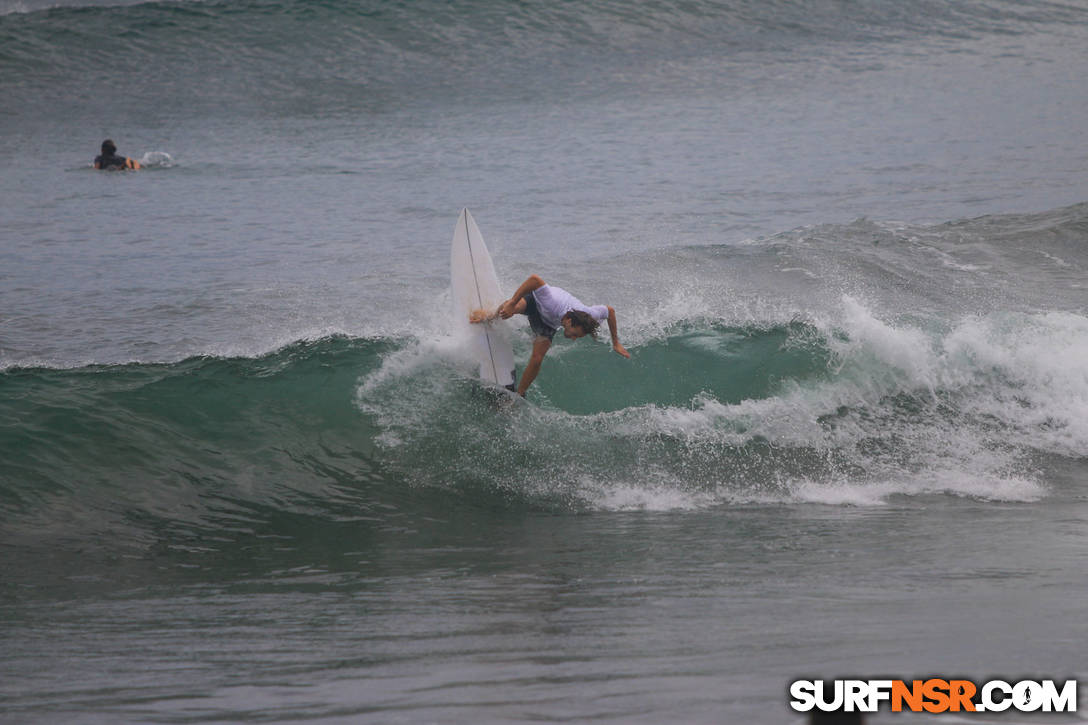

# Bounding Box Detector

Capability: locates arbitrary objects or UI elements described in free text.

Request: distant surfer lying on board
[471,274,630,397]
[94,139,141,170]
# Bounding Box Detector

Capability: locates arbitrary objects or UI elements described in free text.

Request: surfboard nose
[449,209,516,389]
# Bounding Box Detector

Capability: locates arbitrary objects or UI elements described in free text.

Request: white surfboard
[450,208,516,390]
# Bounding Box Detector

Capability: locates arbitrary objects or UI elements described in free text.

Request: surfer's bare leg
[516,335,551,396]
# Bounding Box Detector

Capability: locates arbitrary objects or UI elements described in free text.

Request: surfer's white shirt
[531,284,608,329]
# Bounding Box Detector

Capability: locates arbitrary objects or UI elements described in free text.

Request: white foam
[351,292,1077,510]
[357,333,470,396]
[941,310,1088,458]
[788,479,894,506]
[137,151,175,168]
[579,478,720,512]
[835,294,939,391]
[788,470,1045,507]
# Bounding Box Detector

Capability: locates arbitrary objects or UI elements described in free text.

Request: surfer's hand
[612,342,630,359]
[469,308,490,324]
[498,300,516,319]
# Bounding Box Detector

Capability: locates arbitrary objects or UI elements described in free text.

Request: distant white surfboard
[450,208,516,390]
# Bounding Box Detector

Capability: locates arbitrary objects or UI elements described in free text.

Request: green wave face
[3,301,1085,561]
[533,322,831,414]
[1,323,828,528]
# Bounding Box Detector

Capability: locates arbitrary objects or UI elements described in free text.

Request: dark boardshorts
[524,293,558,341]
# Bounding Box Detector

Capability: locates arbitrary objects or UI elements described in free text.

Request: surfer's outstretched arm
[606,306,630,359]
[499,275,546,319]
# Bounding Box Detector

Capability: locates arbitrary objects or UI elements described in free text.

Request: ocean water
[1,0,1087,722]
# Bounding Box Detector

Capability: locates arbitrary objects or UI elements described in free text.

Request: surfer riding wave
[471,274,630,397]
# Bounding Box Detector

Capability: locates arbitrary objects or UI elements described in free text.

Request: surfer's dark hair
[563,310,600,339]
[101,139,117,155]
